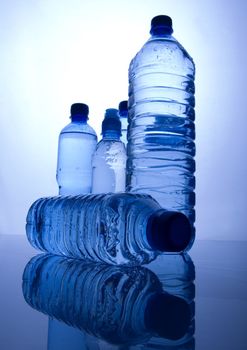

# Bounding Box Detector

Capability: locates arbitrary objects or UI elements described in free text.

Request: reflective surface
[0,235,247,349]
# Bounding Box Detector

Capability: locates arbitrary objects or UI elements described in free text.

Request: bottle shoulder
[96,138,125,148]
[94,139,126,157]
[60,122,97,137]
[130,34,195,75]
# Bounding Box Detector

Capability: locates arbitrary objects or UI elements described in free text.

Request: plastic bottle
[23,254,192,346]
[26,193,192,265]
[92,108,126,193]
[56,103,97,195]
[127,15,196,226]
[118,100,128,145]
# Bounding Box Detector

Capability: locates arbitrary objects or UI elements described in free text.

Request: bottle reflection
[22,254,195,349]
[139,254,195,350]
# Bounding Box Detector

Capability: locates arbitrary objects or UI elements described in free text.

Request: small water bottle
[56,103,97,195]
[23,254,192,345]
[26,193,192,265]
[118,100,128,146]
[92,108,126,193]
[127,15,196,226]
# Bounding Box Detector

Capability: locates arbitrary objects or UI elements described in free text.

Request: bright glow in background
[0,0,246,239]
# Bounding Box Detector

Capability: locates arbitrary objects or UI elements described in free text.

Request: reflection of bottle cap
[147,211,192,252]
[118,101,128,117]
[102,108,122,136]
[150,15,173,35]
[145,292,191,340]
[70,103,89,121]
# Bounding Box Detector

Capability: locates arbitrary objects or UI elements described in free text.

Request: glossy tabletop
[0,235,246,350]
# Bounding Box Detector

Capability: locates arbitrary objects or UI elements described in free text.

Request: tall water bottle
[92,109,126,193]
[26,193,192,265]
[118,100,128,145]
[56,103,97,195]
[127,15,196,226]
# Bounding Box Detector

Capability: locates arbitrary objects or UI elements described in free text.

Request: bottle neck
[119,111,128,118]
[150,27,173,36]
[71,115,88,123]
[102,131,120,140]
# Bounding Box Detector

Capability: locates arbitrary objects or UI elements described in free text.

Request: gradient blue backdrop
[0,0,246,240]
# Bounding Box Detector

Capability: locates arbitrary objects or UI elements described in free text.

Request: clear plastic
[56,121,97,195]
[92,108,126,193]
[120,115,128,146]
[26,193,161,265]
[22,253,194,346]
[26,193,192,265]
[118,100,128,146]
[127,17,196,226]
[92,137,126,193]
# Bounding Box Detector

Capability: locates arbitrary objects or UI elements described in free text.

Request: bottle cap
[145,292,191,339]
[146,211,191,252]
[104,108,118,119]
[71,103,89,116]
[118,101,128,117]
[150,15,173,35]
[102,108,122,136]
[70,103,89,121]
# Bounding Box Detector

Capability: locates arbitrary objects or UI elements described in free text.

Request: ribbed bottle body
[26,193,161,265]
[127,35,195,225]
[56,122,97,195]
[23,253,194,347]
[23,254,162,345]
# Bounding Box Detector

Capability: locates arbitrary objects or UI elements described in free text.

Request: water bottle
[26,193,192,265]
[118,100,128,145]
[56,103,97,195]
[127,15,196,226]
[23,254,192,346]
[92,109,126,193]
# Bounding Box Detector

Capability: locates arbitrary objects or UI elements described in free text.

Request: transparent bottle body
[92,138,126,193]
[127,34,196,225]
[23,253,194,347]
[23,254,162,346]
[26,193,162,265]
[119,116,128,146]
[56,121,97,195]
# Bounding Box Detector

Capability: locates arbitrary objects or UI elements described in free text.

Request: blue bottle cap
[118,101,128,117]
[147,211,192,252]
[70,103,89,121]
[104,108,118,118]
[71,103,89,116]
[102,109,122,136]
[150,15,173,35]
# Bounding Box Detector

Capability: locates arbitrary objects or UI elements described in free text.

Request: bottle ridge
[26,193,192,265]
